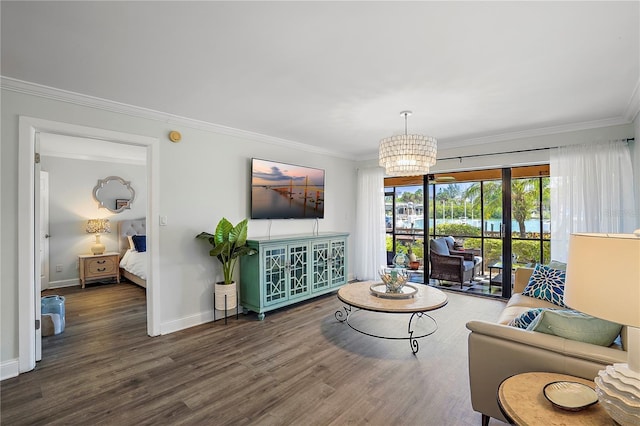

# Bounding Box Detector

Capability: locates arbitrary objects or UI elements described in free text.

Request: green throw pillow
[546,260,567,271]
[526,309,622,346]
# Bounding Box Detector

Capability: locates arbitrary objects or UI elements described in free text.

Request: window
[384,165,550,298]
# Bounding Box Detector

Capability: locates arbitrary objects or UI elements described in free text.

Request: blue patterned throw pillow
[522,264,566,307]
[508,308,547,329]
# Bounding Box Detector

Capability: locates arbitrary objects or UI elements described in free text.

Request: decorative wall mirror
[92,176,136,214]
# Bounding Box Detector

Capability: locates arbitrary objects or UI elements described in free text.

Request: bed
[118,218,147,288]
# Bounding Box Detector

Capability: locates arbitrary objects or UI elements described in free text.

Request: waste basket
[41,295,65,335]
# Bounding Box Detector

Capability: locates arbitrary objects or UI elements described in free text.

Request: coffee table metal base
[335,304,438,354]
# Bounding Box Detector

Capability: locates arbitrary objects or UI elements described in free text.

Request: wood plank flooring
[1,283,509,425]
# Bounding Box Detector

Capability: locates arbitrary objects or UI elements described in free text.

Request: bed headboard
[117,218,146,257]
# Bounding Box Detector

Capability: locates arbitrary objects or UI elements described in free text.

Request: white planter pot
[214,282,237,310]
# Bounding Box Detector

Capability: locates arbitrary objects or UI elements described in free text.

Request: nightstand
[78,252,120,288]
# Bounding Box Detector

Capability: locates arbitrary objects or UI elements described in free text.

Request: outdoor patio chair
[429,237,476,288]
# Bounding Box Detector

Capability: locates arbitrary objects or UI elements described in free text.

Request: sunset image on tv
[251,159,325,219]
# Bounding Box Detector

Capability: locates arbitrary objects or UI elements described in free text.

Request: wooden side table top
[498,372,613,426]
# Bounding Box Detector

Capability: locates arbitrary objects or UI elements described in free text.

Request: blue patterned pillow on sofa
[508,308,547,329]
[522,264,566,307]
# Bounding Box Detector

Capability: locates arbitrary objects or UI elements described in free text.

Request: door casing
[18,116,160,373]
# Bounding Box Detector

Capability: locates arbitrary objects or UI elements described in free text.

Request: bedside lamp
[86,218,111,255]
[565,231,640,426]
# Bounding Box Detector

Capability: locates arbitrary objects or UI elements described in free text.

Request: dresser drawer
[78,253,120,288]
[85,257,117,275]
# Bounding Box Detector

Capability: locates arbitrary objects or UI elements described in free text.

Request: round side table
[498,372,613,425]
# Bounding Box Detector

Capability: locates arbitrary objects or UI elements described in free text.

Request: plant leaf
[230,245,256,260]
[214,218,233,245]
[229,219,248,246]
[195,232,215,240]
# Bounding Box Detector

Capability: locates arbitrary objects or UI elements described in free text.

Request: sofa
[466,267,628,426]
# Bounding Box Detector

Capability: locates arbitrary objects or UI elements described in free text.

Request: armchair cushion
[463,260,475,272]
[522,264,566,307]
[430,238,450,255]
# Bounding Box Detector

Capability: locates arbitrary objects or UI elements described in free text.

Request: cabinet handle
[97,260,106,264]
[97,267,106,272]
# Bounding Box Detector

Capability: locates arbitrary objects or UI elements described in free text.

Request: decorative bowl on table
[379,268,409,293]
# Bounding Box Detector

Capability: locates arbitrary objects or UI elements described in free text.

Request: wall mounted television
[250,158,325,219]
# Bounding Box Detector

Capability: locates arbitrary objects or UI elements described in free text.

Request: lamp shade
[378,111,437,177]
[86,218,111,234]
[566,232,640,426]
[565,232,640,327]
[379,134,437,176]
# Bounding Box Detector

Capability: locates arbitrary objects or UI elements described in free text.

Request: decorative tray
[370,283,418,299]
[543,381,598,411]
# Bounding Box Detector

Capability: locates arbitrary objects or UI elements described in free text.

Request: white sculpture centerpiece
[379,267,409,293]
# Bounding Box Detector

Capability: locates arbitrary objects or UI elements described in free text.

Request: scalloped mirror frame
[92,176,136,213]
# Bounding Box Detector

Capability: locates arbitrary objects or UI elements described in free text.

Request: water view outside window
[430,177,550,273]
[385,185,425,264]
[385,170,550,288]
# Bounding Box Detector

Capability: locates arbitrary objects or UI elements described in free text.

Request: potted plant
[196,217,256,311]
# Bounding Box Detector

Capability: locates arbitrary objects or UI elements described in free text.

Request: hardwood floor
[1,283,509,425]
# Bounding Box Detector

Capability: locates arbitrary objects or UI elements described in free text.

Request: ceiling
[2,1,639,160]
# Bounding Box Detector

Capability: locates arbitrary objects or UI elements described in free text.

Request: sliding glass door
[384,165,550,299]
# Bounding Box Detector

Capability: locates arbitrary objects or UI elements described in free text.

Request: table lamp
[86,218,111,255]
[565,230,640,426]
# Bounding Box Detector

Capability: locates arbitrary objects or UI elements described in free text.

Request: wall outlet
[55,264,63,272]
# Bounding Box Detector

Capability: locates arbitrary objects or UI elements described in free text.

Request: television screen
[251,158,325,219]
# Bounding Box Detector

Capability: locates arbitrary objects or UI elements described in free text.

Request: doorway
[37,133,148,360]
[18,116,160,374]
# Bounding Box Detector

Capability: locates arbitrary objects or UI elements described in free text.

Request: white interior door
[34,134,43,361]
[40,171,50,290]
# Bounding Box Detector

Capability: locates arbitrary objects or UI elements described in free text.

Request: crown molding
[443,116,633,151]
[360,114,634,161]
[1,76,353,160]
[624,77,640,122]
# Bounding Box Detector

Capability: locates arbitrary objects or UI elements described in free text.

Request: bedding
[119,249,147,281]
[117,218,147,288]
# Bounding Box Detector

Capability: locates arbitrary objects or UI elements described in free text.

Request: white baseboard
[45,279,80,289]
[160,306,244,335]
[1,359,20,381]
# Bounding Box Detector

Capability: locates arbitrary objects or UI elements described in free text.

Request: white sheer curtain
[354,167,386,280]
[550,140,636,261]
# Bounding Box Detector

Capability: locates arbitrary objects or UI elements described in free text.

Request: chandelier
[379,111,437,176]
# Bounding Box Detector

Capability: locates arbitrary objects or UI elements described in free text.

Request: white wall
[1,88,357,367]
[40,156,146,285]
[633,115,640,228]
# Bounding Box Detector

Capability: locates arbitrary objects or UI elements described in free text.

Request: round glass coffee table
[335,281,448,354]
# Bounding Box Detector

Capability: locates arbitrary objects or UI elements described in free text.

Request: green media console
[240,233,349,320]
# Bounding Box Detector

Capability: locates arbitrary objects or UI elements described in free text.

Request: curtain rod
[437,138,635,162]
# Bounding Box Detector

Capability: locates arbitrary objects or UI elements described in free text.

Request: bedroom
[40,133,148,290]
